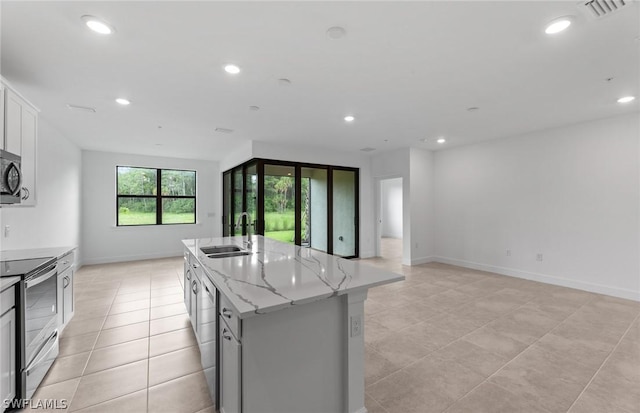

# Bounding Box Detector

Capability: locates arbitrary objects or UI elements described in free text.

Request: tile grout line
[67,266,151,412]
[451,291,632,412]
[439,293,597,413]
[364,277,542,402]
[367,279,591,411]
[564,311,640,413]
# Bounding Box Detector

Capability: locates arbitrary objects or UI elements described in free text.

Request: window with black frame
[116,166,196,226]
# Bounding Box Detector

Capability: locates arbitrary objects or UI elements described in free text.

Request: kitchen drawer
[0,286,15,315]
[57,251,74,274]
[219,294,240,340]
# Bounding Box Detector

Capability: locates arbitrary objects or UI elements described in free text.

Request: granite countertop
[183,236,404,318]
[0,246,76,262]
[1,276,20,291]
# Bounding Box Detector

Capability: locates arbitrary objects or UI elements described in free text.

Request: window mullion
[157,169,162,225]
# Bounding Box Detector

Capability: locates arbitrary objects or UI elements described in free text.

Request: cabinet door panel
[0,85,5,151]
[63,270,74,325]
[220,321,241,413]
[1,308,17,410]
[5,91,21,155]
[20,104,37,206]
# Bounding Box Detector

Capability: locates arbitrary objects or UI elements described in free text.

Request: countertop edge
[183,238,404,319]
[1,276,21,291]
[0,246,77,262]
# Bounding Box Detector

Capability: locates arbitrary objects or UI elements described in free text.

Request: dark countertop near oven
[0,246,76,262]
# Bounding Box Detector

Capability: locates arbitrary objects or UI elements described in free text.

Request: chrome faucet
[235,212,252,249]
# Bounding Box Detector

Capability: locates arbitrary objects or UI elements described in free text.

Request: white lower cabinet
[0,287,17,413]
[57,251,75,329]
[61,268,74,325]
[219,320,241,413]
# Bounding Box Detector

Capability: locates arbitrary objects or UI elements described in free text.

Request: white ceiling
[1,1,638,162]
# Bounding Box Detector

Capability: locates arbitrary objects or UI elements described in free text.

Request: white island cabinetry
[183,236,403,413]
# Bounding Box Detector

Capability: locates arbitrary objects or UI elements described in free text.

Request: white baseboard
[410,256,436,266]
[432,256,640,302]
[81,250,183,266]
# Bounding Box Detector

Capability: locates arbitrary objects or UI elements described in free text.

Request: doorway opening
[378,177,403,262]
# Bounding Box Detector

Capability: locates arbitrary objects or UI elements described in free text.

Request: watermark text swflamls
[3,399,68,410]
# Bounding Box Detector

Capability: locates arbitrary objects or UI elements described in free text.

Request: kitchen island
[182,235,403,413]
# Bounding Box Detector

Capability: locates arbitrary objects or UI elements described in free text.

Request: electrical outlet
[350,315,362,338]
[4,225,9,238]
[415,242,419,249]
[506,249,511,256]
[536,253,543,262]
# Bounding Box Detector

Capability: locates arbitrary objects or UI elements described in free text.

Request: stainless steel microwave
[0,149,22,204]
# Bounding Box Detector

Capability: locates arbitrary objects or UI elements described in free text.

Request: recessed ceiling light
[224,64,240,74]
[360,147,376,152]
[617,96,636,104]
[215,127,234,134]
[278,78,292,86]
[115,98,130,105]
[545,17,572,35]
[437,137,446,144]
[467,107,480,112]
[344,115,355,122]
[249,105,260,111]
[81,15,115,35]
[326,26,347,39]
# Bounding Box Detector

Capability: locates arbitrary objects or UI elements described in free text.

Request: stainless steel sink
[207,251,252,259]
[201,245,243,255]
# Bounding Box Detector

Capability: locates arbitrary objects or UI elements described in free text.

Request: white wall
[433,113,640,301]
[409,148,435,265]
[380,178,402,238]
[82,150,220,264]
[0,117,82,257]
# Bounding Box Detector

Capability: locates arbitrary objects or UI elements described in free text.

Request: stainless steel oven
[0,149,22,204]
[21,262,58,398]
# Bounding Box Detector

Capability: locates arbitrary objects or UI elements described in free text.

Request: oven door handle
[25,330,58,375]
[25,266,57,289]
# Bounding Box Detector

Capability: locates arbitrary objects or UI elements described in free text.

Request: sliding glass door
[222,159,358,258]
[263,164,296,244]
[332,169,357,257]
[300,167,328,252]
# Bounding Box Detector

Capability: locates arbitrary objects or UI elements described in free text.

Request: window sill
[112,222,202,229]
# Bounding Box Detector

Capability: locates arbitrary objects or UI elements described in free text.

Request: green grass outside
[264,210,295,232]
[118,211,195,225]
[264,230,295,244]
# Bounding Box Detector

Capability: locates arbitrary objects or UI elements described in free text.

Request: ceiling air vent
[580,0,632,19]
[215,127,234,134]
[66,104,96,113]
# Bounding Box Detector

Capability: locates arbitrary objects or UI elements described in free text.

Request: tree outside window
[116,166,196,226]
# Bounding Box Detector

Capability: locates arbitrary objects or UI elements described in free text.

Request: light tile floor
[26,257,214,413]
[27,249,639,413]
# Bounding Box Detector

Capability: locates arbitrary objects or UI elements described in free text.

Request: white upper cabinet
[2,82,38,206]
[0,84,5,151]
